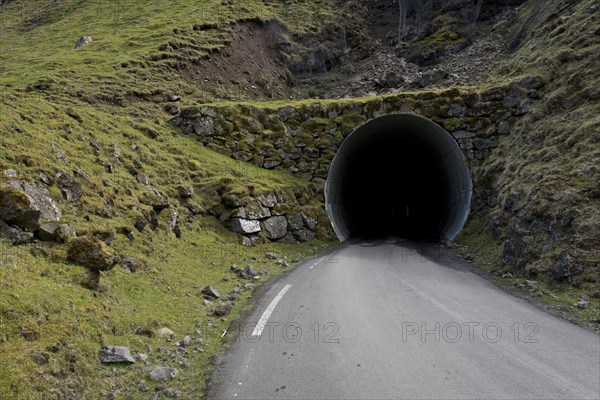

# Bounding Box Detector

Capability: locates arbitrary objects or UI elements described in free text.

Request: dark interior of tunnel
[325,114,472,242]
[340,133,449,240]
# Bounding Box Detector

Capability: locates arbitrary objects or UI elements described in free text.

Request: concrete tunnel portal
[324,114,472,242]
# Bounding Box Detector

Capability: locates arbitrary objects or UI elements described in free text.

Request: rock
[203,299,212,307]
[524,280,537,291]
[156,327,174,336]
[138,380,149,392]
[120,257,139,272]
[90,140,102,152]
[2,169,17,178]
[136,173,149,185]
[99,346,135,364]
[265,251,277,260]
[257,194,277,208]
[278,106,297,122]
[201,285,221,299]
[177,186,193,199]
[192,117,214,136]
[552,251,582,281]
[139,192,170,211]
[418,69,448,87]
[37,222,76,242]
[520,76,544,90]
[240,265,258,279]
[181,336,192,347]
[163,388,182,398]
[67,236,120,271]
[243,202,271,220]
[163,208,178,232]
[452,130,477,140]
[38,173,53,186]
[230,218,261,234]
[576,300,588,310]
[384,71,402,88]
[57,173,82,202]
[31,352,49,365]
[293,228,315,242]
[243,284,256,291]
[0,181,62,230]
[287,213,303,230]
[135,353,148,362]
[0,220,34,244]
[261,216,288,240]
[214,304,232,316]
[149,365,178,381]
[301,212,317,230]
[75,36,93,48]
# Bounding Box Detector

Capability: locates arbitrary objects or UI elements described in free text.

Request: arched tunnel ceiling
[324,114,472,242]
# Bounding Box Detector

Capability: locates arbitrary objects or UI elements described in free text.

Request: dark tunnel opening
[325,114,472,242]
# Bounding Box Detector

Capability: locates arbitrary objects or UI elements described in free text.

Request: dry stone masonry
[170,78,543,223]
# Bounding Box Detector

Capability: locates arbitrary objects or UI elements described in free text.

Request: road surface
[208,239,600,399]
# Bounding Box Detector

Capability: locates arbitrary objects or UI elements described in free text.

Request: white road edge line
[252,284,292,337]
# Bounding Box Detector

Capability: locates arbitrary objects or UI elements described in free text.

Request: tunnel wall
[169,79,540,229]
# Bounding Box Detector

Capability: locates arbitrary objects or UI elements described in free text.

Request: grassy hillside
[0,1,338,399]
[456,0,600,329]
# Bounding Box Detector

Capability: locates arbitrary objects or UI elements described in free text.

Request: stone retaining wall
[169,77,543,223]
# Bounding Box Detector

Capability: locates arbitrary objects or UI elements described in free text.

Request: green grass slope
[0,1,339,398]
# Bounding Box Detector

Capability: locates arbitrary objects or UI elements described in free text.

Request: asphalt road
[208,239,600,399]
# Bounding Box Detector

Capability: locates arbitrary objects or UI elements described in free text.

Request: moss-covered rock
[67,236,120,271]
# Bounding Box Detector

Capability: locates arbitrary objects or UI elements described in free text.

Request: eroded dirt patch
[180,20,293,101]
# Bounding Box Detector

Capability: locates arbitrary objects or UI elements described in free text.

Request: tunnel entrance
[325,114,472,242]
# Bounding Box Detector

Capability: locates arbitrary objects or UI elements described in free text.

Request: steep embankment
[457,0,600,316]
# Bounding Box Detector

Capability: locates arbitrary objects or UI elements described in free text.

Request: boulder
[214,304,232,316]
[240,265,258,279]
[243,202,271,220]
[293,228,315,242]
[201,285,221,299]
[0,181,62,230]
[301,212,317,230]
[287,213,303,230]
[257,194,277,208]
[99,346,135,364]
[57,173,82,202]
[278,106,297,122]
[149,365,178,381]
[67,236,120,271]
[156,327,174,336]
[552,251,582,281]
[192,117,214,136]
[230,218,261,234]
[75,36,93,48]
[261,216,288,240]
[121,257,139,272]
[181,335,192,347]
[37,222,76,242]
[0,220,33,244]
